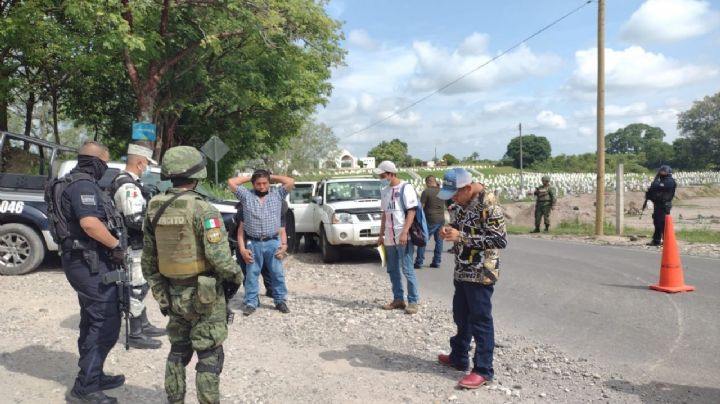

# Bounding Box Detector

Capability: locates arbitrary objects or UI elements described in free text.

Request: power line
[340,0,593,140]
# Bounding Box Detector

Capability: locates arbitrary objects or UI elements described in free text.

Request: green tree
[442,153,459,165]
[642,140,673,169]
[367,138,411,167]
[675,92,720,169]
[605,123,666,154]
[265,121,339,174]
[503,134,551,168]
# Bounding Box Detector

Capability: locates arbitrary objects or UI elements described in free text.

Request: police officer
[142,146,244,404]
[57,141,126,404]
[109,144,164,349]
[646,165,676,246]
[532,175,555,233]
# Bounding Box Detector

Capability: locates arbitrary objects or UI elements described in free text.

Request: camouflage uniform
[141,146,243,404]
[533,176,555,232]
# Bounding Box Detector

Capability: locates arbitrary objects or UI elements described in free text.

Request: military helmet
[161,146,207,180]
[541,175,550,182]
[658,165,672,175]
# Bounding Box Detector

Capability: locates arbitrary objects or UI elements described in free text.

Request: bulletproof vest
[147,192,207,278]
[45,172,123,245]
[536,186,551,202]
[648,177,674,203]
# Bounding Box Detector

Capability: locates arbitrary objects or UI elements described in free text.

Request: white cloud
[621,0,720,43]
[569,46,719,92]
[347,29,378,51]
[574,102,649,118]
[536,110,567,129]
[578,126,594,137]
[408,36,562,94]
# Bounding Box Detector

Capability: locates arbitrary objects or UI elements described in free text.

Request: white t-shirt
[381,182,418,245]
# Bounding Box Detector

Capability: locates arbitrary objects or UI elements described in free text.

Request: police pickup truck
[0,131,290,275]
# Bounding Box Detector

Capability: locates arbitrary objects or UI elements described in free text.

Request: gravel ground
[0,252,711,403]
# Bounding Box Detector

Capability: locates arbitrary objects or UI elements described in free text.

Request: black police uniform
[646,168,677,245]
[60,172,121,395]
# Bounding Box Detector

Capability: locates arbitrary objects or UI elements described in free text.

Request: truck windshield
[326,181,381,203]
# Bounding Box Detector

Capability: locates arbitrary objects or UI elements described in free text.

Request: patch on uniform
[206,228,222,243]
[80,195,96,205]
[203,218,221,230]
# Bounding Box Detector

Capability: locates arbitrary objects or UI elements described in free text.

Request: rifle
[223,282,240,324]
[639,198,648,220]
[102,225,132,350]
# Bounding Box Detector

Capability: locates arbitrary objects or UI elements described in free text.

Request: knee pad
[196,345,224,375]
[168,342,193,367]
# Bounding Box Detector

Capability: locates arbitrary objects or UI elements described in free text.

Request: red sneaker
[437,354,467,371]
[457,372,488,389]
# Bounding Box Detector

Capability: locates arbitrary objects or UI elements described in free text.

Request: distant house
[318,149,375,169]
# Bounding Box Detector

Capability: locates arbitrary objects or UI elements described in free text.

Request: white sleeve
[403,184,418,209]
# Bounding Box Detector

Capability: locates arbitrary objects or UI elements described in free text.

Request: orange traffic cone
[649,215,695,293]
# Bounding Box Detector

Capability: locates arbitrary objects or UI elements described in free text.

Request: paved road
[387,236,720,389]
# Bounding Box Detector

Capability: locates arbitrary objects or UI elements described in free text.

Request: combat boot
[127,317,162,349]
[544,225,549,232]
[531,228,540,233]
[140,309,167,337]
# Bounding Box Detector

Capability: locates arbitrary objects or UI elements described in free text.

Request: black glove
[110,245,126,265]
[223,281,240,301]
[160,307,169,317]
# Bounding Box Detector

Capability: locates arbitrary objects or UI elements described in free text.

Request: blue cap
[438,168,473,200]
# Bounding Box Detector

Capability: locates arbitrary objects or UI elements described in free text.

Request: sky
[315,0,720,161]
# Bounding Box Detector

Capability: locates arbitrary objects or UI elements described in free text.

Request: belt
[246,234,278,242]
[168,276,198,286]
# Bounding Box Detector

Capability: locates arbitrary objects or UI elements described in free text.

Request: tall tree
[675,92,720,170]
[504,134,551,168]
[367,138,411,167]
[265,121,339,174]
[442,153,459,165]
[605,123,666,154]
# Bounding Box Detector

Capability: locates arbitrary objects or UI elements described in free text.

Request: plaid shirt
[452,191,507,285]
[234,186,288,239]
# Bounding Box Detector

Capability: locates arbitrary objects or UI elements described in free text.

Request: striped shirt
[234,186,288,239]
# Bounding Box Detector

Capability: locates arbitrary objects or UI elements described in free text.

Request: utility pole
[595,0,606,236]
[519,123,524,192]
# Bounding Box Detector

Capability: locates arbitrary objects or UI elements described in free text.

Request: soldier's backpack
[399,183,429,247]
[44,172,94,244]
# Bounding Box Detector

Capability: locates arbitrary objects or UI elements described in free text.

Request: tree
[675,92,720,169]
[442,153,459,165]
[462,151,480,163]
[642,140,673,169]
[266,121,339,174]
[503,134,551,168]
[605,123,666,155]
[367,138,411,167]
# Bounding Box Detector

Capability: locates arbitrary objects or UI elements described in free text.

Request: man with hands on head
[227,169,294,315]
[436,168,507,390]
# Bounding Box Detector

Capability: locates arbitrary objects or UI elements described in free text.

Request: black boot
[127,317,162,349]
[140,309,166,337]
[544,225,549,232]
[531,227,540,233]
[67,389,118,404]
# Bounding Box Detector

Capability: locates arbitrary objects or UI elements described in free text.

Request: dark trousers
[449,280,495,379]
[61,253,121,394]
[652,205,671,243]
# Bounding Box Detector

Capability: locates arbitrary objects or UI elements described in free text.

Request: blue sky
[316,0,720,161]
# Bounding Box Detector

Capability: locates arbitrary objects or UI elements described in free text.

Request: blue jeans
[385,243,419,304]
[449,281,495,380]
[415,222,443,266]
[243,238,288,307]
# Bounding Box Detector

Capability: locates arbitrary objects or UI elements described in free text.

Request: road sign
[201,136,229,162]
[200,136,230,185]
[132,122,157,141]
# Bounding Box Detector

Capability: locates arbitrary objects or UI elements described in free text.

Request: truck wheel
[320,226,339,263]
[0,223,45,275]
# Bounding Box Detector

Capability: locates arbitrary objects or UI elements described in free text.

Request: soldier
[48,141,126,404]
[532,175,555,233]
[108,144,164,349]
[142,146,244,404]
[645,165,677,246]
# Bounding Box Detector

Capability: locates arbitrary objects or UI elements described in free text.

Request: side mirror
[312,196,323,205]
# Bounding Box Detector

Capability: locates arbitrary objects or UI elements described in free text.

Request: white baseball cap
[127,143,158,165]
[373,160,397,174]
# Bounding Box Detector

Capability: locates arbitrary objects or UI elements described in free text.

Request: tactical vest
[108,171,146,248]
[536,186,551,202]
[45,172,124,246]
[147,192,207,278]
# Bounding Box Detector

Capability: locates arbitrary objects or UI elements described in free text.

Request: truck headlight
[331,212,353,224]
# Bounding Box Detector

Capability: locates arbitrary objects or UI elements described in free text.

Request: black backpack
[44,172,94,244]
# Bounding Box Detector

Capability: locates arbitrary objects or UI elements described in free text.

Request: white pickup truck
[291,177,383,262]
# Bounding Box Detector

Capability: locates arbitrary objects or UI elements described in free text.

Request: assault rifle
[639,198,648,220]
[102,225,132,350]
